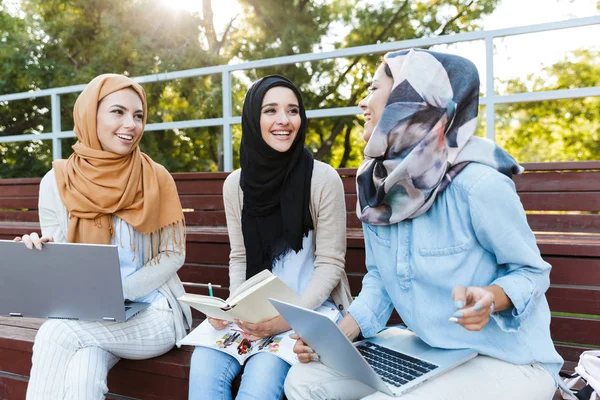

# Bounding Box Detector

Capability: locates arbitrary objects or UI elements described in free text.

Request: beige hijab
[53,74,185,263]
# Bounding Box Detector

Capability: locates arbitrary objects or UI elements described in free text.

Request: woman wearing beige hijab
[15,74,192,400]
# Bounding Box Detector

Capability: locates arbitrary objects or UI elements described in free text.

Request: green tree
[496,49,600,162]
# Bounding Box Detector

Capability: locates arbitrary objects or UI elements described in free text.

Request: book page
[177,304,341,366]
[178,293,228,307]
[226,269,273,303]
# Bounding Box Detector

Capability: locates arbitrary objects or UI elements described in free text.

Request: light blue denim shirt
[348,163,564,385]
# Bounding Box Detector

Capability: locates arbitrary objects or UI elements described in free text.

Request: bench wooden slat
[547,287,600,315]
[175,180,224,195]
[0,185,40,197]
[514,171,600,192]
[548,256,600,286]
[0,212,40,223]
[528,214,600,234]
[186,242,230,265]
[520,192,600,212]
[522,161,600,171]
[0,198,38,209]
[550,316,600,346]
[179,263,229,287]
[179,195,224,210]
[537,235,600,257]
[0,372,28,400]
[0,178,42,185]
[183,211,226,226]
[172,172,229,181]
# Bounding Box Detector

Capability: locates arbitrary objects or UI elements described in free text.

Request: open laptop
[0,240,150,322]
[270,299,477,397]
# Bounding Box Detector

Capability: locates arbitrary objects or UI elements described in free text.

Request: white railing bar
[0,133,48,143]
[486,15,600,39]
[51,93,62,159]
[307,107,362,119]
[222,71,233,172]
[481,86,600,105]
[144,118,227,131]
[485,37,495,141]
[1,16,598,102]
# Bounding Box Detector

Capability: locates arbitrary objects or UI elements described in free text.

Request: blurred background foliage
[0,0,598,177]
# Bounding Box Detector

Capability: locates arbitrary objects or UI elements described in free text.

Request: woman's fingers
[29,232,43,250]
[21,234,33,250]
[15,233,52,250]
[451,285,468,309]
[208,318,229,330]
[292,337,319,363]
[450,286,495,330]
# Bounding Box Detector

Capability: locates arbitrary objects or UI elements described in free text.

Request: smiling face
[259,86,301,152]
[358,63,394,142]
[96,88,144,155]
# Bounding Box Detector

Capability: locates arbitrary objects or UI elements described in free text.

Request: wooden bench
[0,161,599,399]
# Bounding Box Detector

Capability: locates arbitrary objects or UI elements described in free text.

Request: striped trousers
[26,297,176,400]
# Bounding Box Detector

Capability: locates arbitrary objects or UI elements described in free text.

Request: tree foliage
[1,0,509,178]
[496,49,600,163]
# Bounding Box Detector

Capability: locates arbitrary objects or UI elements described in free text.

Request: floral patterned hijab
[357,49,523,225]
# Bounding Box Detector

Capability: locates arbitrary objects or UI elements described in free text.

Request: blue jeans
[189,346,290,400]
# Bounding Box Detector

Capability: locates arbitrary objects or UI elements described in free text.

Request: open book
[178,270,301,323]
[177,304,340,366]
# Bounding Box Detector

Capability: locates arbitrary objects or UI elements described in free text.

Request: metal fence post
[51,93,62,160]
[222,70,233,172]
[485,36,495,142]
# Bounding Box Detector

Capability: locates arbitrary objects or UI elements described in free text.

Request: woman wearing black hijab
[188,75,352,400]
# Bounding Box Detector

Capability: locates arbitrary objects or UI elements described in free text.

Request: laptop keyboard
[356,342,438,387]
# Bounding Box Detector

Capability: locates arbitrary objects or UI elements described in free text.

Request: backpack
[561,351,600,400]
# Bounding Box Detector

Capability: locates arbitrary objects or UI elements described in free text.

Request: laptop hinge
[9,313,23,317]
[48,316,79,320]
[103,317,116,322]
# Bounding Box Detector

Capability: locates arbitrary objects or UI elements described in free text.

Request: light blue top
[272,230,341,321]
[113,216,163,304]
[272,231,315,296]
[347,163,563,384]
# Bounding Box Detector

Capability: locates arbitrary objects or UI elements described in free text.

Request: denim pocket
[419,238,473,257]
[365,224,391,248]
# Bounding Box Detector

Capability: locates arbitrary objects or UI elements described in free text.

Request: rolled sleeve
[467,169,551,332]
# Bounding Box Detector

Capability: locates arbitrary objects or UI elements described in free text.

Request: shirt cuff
[348,298,385,338]
[490,275,538,332]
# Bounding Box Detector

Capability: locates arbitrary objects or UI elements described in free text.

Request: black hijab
[240,75,314,280]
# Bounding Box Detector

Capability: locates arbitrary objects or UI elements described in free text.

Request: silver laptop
[0,240,150,322]
[270,299,477,397]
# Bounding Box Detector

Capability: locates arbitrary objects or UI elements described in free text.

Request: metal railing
[1,15,599,172]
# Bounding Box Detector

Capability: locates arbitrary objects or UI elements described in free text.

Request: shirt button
[338,304,344,311]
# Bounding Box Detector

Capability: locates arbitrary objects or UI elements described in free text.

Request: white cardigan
[38,169,192,341]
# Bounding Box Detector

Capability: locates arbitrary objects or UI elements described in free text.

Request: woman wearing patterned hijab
[188,75,352,400]
[285,50,563,399]
[16,74,191,399]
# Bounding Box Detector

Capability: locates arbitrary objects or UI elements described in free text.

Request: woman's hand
[291,334,320,363]
[450,285,496,331]
[235,315,290,340]
[291,314,362,363]
[207,317,230,330]
[14,233,54,250]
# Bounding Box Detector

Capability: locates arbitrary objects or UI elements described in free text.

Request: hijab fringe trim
[111,219,186,267]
